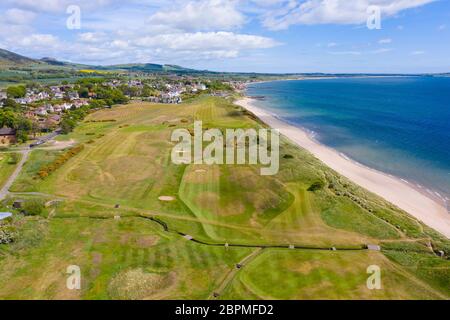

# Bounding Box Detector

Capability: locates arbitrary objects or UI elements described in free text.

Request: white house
[54,92,64,99]
[34,107,47,116]
[45,104,54,113]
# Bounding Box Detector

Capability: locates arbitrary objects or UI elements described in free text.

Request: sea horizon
[246,77,450,208]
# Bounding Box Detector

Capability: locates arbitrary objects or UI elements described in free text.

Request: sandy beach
[236,97,450,238]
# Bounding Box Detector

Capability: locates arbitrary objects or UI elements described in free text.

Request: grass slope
[0,96,448,299]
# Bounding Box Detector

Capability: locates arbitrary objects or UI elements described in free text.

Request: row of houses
[32,99,90,117]
[144,95,182,104]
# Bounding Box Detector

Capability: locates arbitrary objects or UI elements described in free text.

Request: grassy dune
[0,96,448,299]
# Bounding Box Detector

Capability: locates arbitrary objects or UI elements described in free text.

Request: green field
[0,153,21,189]
[0,96,448,300]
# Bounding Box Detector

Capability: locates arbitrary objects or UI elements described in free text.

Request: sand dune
[236,97,450,239]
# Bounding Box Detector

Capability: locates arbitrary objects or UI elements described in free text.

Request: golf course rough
[0,96,448,300]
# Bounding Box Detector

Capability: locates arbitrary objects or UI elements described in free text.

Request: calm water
[247,77,450,202]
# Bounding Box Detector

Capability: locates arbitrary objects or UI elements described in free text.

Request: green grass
[221,249,446,300]
[0,96,448,300]
[0,153,21,189]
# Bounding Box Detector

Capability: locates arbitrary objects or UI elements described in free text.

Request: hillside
[0,48,37,66]
[0,48,199,74]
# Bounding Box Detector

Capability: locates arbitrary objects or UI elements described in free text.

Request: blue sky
[0,0,449,73]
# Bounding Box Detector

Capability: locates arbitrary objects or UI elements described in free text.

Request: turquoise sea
[247,77,450,205]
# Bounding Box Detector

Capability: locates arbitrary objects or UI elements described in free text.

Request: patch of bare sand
[41,139,76,150]
[236,97,450,239]
[158,196,175,201]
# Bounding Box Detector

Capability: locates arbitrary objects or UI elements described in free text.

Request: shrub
[0,227,16,244]
[308,180,325,192]
[37,145,84,179]
[22,199,45,216]
[8,153,19,165]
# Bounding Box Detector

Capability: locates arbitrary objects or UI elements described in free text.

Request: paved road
[0,148,30,201]
[30,129,61,148]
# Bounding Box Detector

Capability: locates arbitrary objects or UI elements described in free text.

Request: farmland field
[0,96,448,300]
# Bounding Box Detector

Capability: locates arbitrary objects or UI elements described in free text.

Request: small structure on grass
[0,212,12,221]
[13,200,24,209]
[0,127,17,145]
[183,235,193,241]
[367,244,381,251]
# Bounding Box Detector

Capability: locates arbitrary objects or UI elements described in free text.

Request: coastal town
[0,76,245,146]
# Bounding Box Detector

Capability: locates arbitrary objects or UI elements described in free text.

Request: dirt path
[0,148,30,201]
[209,248,264,299]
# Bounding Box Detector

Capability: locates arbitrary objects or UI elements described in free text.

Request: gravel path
[0,148,30,201]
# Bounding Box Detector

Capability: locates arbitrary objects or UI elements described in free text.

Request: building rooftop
[0,127,16,135]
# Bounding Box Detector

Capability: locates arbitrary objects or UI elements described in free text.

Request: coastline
[236,96,450,239]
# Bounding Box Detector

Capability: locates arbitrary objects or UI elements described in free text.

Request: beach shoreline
[235,96,450,239]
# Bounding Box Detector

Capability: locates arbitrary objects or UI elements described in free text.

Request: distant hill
[0,48,37,65]
[0,48,200,73]
[97,63,199,73]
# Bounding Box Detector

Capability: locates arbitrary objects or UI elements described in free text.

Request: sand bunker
[195,169,207,173]
[41,139,76,150]
[158,196,175,201]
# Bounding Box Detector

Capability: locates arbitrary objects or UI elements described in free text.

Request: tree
[61,117,77,134]
[6,85,26,99]
[78,87,89,98]
[15,116,33,143]
[0,110,17,128]
[2,98,20,111]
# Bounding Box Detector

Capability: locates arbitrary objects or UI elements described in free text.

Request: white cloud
[438,24,446,31]
[78,32,107,43]
[8,0,117,12]
[329,51,362,55]
[258,0,436,30]
[4,8,36,24]
[378,38,392,44]
[327,42,337,47]
[134,32,279,51]
[17,34,59,47]
[371,48,392,54]
[0,0,282,65]
[411,50,425,55]
[147,0,246,32]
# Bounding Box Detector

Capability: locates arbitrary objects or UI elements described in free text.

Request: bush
[308,180,325,192]
[37,145,84,179]
[22,199,45,216]
[8,153,19,165]
[0,227,16,244]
